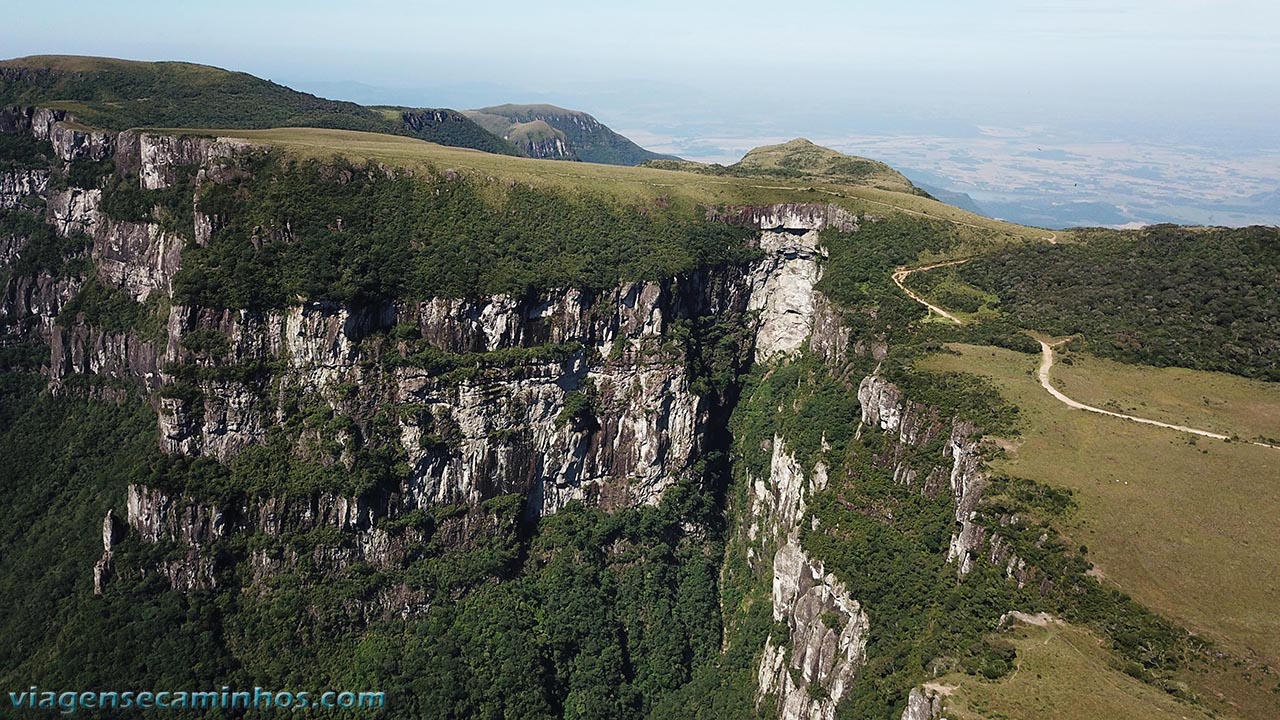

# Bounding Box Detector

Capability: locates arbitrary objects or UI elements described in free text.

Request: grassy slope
[922,344,1280,718]
[940,621,1216,720]
[0,54,508,153]
[646,138,923,195]
[177,127,1049,243]
[1049,348,1280,443]
[507,119,565,143]
[735,138,917,192]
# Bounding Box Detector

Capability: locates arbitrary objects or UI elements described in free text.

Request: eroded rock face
[858,374,1033,587]
[50,323,162,393]
[0,106,116,161]
[753,439,869,720]
[900,687,945,720]
[714,203,855,362]
[707,203,859,233]
[135,132,248,190]
[758,542,870,720]
[1,272,81,342]
[749,229,826,361]
[47,187,102,238]
[0,169,47,209]
[150,275,740,513]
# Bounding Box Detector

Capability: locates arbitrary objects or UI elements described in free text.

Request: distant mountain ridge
[0,56,680,167]
[911,181,988,216]
[465,104,679,166]
[0,55,516,155]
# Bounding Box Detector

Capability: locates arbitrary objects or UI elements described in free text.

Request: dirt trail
[892,259,969,324]
[888,259,1277,449]
[1038,341,1279,448]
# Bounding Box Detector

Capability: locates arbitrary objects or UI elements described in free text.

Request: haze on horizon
[5,0,1278,227]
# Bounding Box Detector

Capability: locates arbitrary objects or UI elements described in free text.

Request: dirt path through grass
[1038,340,1279,448]
[891,259,1277,449]
[892,259,969,324]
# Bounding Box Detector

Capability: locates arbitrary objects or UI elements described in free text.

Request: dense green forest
[0,56,512,154]
[949,225,1280,380]
[170,152,756,308]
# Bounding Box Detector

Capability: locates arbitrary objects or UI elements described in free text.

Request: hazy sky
[5,0,1278,129]
[5,0,1277,225]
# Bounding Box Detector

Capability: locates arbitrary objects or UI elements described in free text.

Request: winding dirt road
[892,259,968,324]
[890,259,1277,448]
[1036,340,1232,440]
[1037,341,1279,449]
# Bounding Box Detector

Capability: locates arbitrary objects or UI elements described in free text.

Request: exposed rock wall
[857,374,1034,586]
[900,687,945,720]
[753,441,870,720]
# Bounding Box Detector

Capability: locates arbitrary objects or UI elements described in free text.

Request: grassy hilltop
[0,55,512,153]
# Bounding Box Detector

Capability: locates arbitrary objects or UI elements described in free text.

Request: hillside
[645,138,922,195]
[465,103,677,165]
[0,55,513,153]
[1,82,1277,720]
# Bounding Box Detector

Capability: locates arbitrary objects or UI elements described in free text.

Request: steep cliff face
[2,104,874,609]
[123,198,858,589]
[155,277,741,512]
[3,106,1007,718]
[859,374,1038,588]
[0,106,116,161]
[752,438,871,720]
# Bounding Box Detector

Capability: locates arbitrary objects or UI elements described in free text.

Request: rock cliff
[2,105,1011,719]
[858,374,1039,590]
[753,438,871,720]
[1,105,866,604]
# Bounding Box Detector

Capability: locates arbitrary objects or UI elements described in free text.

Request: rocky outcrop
[47,187,102,238]
[92,510,122,596]
[749,228,826,361]
[132,132,248,190]
[93,219,182,302]
[707,203,858,233]
[753,439,869,720]
[1,168,48,209]
[758,541,870,720]
[0,106,116,161]
[709,203,856,362]
[900,687,945,720]
[50,324,161,392]
[858,374,1035,587]
[1,273,80,339]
